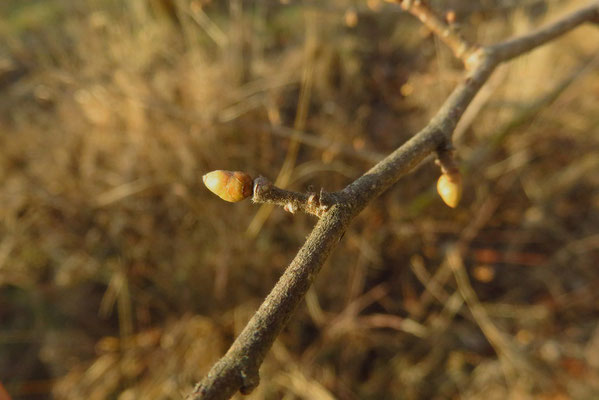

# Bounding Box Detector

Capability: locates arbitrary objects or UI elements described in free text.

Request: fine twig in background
[189,3,599,399]
[395,0,476,64]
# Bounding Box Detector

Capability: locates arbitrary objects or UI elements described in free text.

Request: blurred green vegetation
[1,0,599,399]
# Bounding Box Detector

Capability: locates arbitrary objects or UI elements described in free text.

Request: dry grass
[1,0,598,399]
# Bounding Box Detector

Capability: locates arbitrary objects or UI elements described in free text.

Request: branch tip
[203,170,254,202]
[435,148,462,208]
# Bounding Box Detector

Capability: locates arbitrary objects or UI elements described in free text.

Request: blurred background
[1,0,598,399]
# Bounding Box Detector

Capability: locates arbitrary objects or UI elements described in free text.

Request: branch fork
[193,3,599,398]
[435,145,458,176]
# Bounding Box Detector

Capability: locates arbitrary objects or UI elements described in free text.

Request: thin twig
[394,0,476,64]
[252,176,344,218]
[189,4,599,399]
[490,3,599,62]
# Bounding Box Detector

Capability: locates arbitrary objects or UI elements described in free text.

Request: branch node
[464,46,491,71]
[284,202,298,214]
[435,147,458,175]
[252,176,272,198]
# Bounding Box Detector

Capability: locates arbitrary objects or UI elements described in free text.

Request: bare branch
[341,53,495,211]
[490,3,599,62]
[189,4,599,399]
[252,176,344,217]
[188,206,351,400]
[393,0,476,63]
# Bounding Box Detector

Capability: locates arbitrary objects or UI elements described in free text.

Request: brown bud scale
[203,170,253,202]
